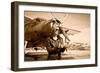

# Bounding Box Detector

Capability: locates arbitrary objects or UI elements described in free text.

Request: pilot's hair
[50,18,61,24]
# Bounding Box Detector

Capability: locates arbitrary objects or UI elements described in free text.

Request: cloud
[70,28,90,44]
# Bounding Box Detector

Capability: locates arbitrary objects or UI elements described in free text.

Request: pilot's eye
[56,19,61,24]
[52,20,55,24]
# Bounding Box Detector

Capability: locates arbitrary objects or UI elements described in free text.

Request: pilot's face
[54,23,59,30]
[53,22,60,35]
[50,19,61,36]
[52,19,61,30]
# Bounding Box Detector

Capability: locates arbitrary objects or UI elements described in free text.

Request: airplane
[24,16,81,60]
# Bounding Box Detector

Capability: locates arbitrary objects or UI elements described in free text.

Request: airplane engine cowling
[24,17,57,42]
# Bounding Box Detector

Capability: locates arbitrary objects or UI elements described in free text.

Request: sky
[24,11,90,45]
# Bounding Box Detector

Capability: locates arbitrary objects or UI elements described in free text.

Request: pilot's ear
[50,22,53,28]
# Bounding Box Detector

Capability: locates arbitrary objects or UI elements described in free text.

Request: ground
[24,49,90,61]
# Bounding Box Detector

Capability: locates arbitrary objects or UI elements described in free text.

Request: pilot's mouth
[53,36,58,40]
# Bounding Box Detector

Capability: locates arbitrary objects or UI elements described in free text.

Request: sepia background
[25,11,90,45]
[24,11,90,61]
[0,0,99,73]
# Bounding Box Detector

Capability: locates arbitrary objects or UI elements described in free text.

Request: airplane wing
[60,26,81,35]
[24,16,33,25]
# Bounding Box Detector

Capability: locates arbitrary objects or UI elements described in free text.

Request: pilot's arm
[59,27,70,42]
[64,30,70,42]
